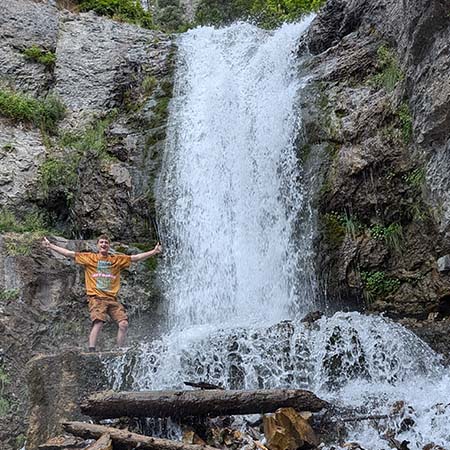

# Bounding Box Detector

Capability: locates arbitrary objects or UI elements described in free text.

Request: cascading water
[106,19,450,449]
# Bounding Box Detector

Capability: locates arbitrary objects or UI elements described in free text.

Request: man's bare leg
[117,320,128,347]
[89,320,104,350]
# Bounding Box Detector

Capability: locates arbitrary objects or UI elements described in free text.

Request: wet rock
[436,255,450,273]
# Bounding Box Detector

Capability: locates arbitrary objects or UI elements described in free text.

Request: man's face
[97,239,110,256]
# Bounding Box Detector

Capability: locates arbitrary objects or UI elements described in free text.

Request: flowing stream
[108,20,450,449]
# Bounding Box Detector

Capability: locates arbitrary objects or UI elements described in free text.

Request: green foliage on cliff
[0,289,20,302]
[0,209,50,233]
[361,270,400,301]
[39,156,79,202]
[0,89,65,132]
[22,45,56,67]
[396,102,413,143]
[195,0,325,28]
[370,222,403,253]
[371,45,404,92]
[79,0,154,28]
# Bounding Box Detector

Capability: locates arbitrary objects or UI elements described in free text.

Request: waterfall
[157,20,316,330]
[105,20,450,449]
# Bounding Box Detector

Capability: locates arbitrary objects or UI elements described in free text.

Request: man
[42,234,162,351]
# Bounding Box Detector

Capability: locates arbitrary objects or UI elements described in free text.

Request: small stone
[437,255,450,273]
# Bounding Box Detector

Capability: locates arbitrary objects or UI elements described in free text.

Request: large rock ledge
[26,350,114,450]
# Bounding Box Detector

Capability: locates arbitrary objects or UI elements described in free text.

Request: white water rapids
[108,20,450,449]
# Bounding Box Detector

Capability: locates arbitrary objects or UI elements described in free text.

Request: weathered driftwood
[81,388,329,419]
[62,421,220,450]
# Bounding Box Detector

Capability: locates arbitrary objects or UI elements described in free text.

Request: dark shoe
[88,347,96,352]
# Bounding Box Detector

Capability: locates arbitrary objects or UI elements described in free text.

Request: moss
[0,89,65,133]
[322,212,346,247]
[22,45,56,67]
[142,75,158,96]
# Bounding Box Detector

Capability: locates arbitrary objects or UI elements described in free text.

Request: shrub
[0,89,65,132]
[196,0,325,28]
[22,45,56,66]
[79,0,154,28]
[39,156,79,201]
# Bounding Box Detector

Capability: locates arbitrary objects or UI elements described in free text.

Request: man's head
[96,234,110,256]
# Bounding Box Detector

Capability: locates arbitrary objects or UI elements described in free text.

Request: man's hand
[153,242,162,255]
[42,237,75,258]
[42,236,51,249]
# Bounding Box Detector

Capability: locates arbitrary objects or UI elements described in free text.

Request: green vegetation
[59,115,114,158]
[396,102,413,143]
[22,45,56,66]
[195,0,325,28]
[15,434,26,449]
[0,89,65,132]
[0,366,10,417]
[39,115,118,204]
[2,143,15,153]
[369,222,403,253]
[79,0,154,28]
[0,209,50,233]
[371,45,404,92]
[142,75,158,96]
[39,156,79,202]
[0,289,20,302]
[323,211,362,246]
[361,270,401,301]
[403,167,425,189]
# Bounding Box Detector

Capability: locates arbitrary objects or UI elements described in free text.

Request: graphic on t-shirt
[92,260,116,291]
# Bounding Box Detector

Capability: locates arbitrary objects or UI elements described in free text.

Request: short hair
[96,234,110,243]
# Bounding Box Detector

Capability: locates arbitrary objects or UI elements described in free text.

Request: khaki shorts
[87,296,128,324]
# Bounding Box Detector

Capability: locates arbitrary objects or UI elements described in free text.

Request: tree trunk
[81,388,329,419]
[62,421,220,450]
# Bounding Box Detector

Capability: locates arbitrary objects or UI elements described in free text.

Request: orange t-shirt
[75,252,131,299]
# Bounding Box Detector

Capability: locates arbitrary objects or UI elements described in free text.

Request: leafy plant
[79,0,154,28]
[369,222,404,253]
[361,270,400,302]
[22,45,56,66]
[0,89,65,132]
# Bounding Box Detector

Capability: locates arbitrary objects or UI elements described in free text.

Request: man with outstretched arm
[42,234,162,351]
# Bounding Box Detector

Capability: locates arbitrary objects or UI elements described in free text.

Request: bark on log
[62,421,220,450]
[81,389,329,419]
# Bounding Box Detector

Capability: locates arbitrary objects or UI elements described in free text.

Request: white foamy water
[106,20,450,449]
[157,19,315,330]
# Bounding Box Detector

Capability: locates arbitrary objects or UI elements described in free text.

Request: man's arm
[130,242,162,262]
[42,237,76,258]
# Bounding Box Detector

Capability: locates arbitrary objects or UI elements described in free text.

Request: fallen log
[62,421,220,450]
[81,388,329,419]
